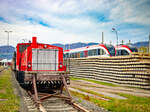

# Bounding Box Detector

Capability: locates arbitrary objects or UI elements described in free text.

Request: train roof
[16,37,63,50]
[115,44,137,49]
[64,44,114,53]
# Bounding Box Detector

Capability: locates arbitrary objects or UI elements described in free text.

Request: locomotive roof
[17,37,63,50]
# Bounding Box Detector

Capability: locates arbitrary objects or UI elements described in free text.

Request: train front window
[106,45,115,56]
[121,50,129,55]
[129,47,138,52]
[19,44,30,53]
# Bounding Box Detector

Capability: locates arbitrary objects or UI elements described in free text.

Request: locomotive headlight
[60,64,63,68]
[44,45,47,48]
[28,64,31,68]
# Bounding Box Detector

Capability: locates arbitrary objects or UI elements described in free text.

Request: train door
[84,51,88,57]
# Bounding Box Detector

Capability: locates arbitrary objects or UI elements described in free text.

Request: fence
[65,54,150,89]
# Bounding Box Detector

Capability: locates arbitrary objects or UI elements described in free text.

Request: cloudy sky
[0,0,150,46]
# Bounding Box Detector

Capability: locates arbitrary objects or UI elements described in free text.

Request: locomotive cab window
[19,44,30,53]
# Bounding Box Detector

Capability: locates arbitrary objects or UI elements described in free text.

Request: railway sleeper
[25,73,89,112]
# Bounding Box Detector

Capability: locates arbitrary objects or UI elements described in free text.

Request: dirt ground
[69,80,150,99]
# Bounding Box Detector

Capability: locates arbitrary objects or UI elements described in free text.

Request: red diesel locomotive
[13,37,69,90]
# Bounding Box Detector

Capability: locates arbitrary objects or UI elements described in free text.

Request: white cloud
[0,22,102,46]
[110,0,150,25]
[0,0,149,47]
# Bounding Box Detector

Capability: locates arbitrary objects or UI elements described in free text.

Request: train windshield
[129,46,138,52]
[106,45,116,56]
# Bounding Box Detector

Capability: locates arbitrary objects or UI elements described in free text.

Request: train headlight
[28,64,31,68]
[44,45,47,48]
[60,64,63,68]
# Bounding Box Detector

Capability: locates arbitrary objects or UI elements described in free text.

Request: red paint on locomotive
[16,37,66,72]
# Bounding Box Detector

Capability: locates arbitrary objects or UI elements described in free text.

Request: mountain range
[0,41,149,60]
[53,41,149,49]
[0,46,15,60]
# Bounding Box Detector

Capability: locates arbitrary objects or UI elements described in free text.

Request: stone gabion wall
[64,55,150,89]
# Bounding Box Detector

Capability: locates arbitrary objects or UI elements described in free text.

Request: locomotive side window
[19,45,30,53]
[88,50,91,56]
[88,50,93,56]
[88,48,106,56]
[93,49,97,56]
[70,52,78,58]
[88,49,97,56]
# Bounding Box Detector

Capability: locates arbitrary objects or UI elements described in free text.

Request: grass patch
[71,86,110,100]
[71,77,118,87]
[0,69,19,112]
[71,89,150,112]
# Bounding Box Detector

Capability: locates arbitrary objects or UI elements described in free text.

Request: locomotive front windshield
[19,44,30,53]
[106,45,116,56]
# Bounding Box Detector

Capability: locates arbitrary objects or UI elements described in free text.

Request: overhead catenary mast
[101,32,104,44]
[129,40,131,45]
[149,34,150,53]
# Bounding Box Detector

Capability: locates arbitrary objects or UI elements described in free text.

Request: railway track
[41,97,80,112]
[21,88,89,112]
[23,93,87,112]
[11,71,89,112]
[26,90,89,112]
